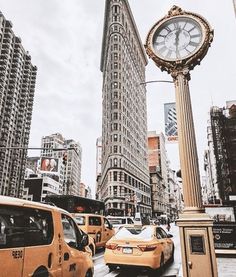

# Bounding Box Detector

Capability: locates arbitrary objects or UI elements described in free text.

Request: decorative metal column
[172,70,203,212]
[145,6,218,277]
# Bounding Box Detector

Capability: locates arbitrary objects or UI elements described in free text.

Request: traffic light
[62,152,67,165]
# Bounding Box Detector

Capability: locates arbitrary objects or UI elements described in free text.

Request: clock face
[152,17,203,61]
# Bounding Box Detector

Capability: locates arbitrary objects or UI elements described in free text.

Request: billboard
[164,102,178,143]
[40,157,59,173]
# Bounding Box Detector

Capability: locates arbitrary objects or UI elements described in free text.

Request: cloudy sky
[0,0,235,196]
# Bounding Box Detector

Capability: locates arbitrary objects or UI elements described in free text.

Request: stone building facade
[99,0,151,216]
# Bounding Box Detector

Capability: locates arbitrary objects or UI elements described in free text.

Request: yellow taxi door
[61,213,89,277]
[103,218,114,243]
[0,248,24,276]
[156,227,170,262]
[87,216,103,247]
[21,206,61,277]
[0,205,25,276]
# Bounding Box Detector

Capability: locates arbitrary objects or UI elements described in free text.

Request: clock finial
[168,5,183,16]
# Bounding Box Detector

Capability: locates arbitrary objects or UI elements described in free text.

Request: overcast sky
[0,0,235,196]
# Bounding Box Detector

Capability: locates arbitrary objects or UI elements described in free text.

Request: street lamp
[145,6,217,277]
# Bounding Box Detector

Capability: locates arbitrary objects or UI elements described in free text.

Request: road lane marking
[103,271,119,277]
[93,253,104,261]
[94,263,105,270]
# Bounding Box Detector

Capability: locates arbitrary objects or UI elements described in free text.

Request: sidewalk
[161,224,236,277]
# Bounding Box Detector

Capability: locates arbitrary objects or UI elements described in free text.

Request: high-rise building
[0,12,37,197]
[233,0,236,17]
[147,131,169,217]
[40,133,82,195]
[95,137,102,199]
[99,0,151,216]
[205,102,236,205]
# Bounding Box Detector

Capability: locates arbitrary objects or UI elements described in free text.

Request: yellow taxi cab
[0,196,94,277]
[72,213,115,250]
[104,225,174,275]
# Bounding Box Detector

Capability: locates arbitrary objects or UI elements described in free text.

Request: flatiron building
[99,0,151,216]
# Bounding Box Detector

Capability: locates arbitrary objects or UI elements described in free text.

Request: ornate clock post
[145,6,218,277]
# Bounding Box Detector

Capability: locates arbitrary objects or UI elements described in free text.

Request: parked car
[72,213,115,251]
[0,196,94,277]
[104,225,174,275]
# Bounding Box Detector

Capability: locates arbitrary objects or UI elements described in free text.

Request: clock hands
[175,27,181,59]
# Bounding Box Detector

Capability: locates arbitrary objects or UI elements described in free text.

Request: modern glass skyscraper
[0,12,37,197]
[99,0,151,216]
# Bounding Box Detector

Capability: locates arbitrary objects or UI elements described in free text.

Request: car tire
[85,270,93,277]
[89,244,95,256]
[149,253,165,277]
[32,266,49,277]
[108,265,117,272]
[169,245,175,263]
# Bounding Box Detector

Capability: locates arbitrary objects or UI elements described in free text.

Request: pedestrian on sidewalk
[166,218,171,232]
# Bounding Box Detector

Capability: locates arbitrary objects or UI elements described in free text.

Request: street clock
[145,5,213,73]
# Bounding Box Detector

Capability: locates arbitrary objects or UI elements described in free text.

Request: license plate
[123,247,133,254]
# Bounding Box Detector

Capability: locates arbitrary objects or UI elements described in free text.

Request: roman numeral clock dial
[152,17,203,61]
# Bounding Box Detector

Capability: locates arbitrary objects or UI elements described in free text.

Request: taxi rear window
[0,205,53,249]
[74,216,86,225]
[115,226,153,240]
[109,218,126,224]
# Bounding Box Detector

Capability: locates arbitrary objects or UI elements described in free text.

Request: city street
[93,224,181,277]
[93,224,236,277]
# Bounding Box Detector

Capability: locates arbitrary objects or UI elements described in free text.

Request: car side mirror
[167,234,173,238]
[80,233,89,247]
[68,241,77,248]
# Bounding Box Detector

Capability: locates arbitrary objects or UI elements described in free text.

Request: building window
[113,102,118,109]
[113,112,118,120]
[113,171,117,181]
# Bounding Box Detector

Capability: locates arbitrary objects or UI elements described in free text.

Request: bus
[44,195,105,215]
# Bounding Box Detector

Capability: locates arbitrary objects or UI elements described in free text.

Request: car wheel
[32,266,49,277]
[169,245,175,263]
[159,253,165,275]
[108,265,117,272]
[89,244,95,256]
[150,253,165,277]
[85,270,93,277]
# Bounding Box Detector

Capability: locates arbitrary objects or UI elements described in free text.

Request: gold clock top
[145,6,214,74]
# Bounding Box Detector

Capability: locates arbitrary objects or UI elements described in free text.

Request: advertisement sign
[164,102,178,143]
[206,207,236,250]
[40,157,59,173]
[212,223,236,250]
